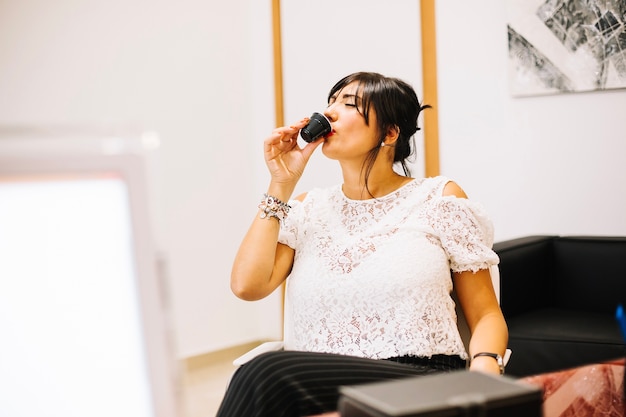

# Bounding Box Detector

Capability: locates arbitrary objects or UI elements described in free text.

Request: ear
[382,125,400,146]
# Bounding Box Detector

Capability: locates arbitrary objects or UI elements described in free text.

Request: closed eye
[327,93,361,109]
[342,94,360,106]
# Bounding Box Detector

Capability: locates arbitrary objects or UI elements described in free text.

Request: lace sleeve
[277,199,302,249]
[428,196,499,273]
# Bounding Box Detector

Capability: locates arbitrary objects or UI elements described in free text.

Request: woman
[217,72,508,417]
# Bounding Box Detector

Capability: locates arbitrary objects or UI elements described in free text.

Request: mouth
[325,130,335,139]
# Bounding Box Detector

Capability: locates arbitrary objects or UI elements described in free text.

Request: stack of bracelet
[258,193,291,223]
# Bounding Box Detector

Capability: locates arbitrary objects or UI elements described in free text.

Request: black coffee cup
[300,112,332,143]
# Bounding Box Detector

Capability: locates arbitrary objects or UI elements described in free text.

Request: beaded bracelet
[258,193,291,223]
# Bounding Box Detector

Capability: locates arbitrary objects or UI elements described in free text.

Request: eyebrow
[329,93,362,103]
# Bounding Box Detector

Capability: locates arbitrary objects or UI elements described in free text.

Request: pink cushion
[520,358,624,417]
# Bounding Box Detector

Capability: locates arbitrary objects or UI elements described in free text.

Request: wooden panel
[420,0,440,177]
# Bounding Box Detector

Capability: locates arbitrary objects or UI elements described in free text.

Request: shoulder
[442,180,468,199]
[423,176,468,199]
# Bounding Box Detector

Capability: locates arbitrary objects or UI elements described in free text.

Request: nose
[323,105,337,122]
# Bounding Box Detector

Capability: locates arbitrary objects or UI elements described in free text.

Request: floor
[181,342,258,417]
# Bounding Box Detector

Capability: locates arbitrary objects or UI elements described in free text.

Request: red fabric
[520,358,625,417]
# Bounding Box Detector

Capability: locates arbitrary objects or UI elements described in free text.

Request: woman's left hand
[469,355,502,375]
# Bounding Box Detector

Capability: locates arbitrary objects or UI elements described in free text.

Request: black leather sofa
[493,235,626,377]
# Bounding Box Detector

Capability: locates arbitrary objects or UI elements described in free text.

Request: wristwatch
[472,352,505,374]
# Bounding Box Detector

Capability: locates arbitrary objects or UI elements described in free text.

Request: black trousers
[216,350,466,417]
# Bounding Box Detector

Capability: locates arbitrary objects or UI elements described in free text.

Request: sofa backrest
[495,235,626,318]
[553,236,626,314]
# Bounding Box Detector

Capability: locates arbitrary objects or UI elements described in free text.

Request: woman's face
[321,81,380,161]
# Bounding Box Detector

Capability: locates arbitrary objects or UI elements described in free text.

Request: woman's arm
[230,119,323,301]
[443,180,508,375]
[454,269,509,375]
[230,210,296,301]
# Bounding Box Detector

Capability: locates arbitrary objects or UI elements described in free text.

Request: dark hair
[327,72,430,192]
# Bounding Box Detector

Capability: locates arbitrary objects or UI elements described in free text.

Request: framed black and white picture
[507,0,626,96]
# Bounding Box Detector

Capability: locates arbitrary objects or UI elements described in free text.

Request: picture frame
[507,0,626,97]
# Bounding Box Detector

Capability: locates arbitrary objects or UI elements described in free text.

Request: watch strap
[472,352,505,374]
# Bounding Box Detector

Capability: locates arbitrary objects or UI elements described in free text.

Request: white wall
[1,1,625,359]
[0,0,281,358]
[435,1,626,241]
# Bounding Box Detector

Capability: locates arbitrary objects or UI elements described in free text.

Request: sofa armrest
[493,235,557,318]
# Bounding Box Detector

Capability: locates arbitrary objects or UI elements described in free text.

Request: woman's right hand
[264,117,324,189]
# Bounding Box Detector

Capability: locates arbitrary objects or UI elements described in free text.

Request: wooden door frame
[271,0,440,177]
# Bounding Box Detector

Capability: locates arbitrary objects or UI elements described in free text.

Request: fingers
[264,129,297,154]
[262,117,323,184]
[300,136,324,159]
[264,116,311,150]
[291,116,310,129]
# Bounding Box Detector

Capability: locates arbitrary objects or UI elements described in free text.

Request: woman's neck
[340,165,412,200]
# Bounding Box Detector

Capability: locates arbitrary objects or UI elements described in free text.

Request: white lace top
[278,176,499,360]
